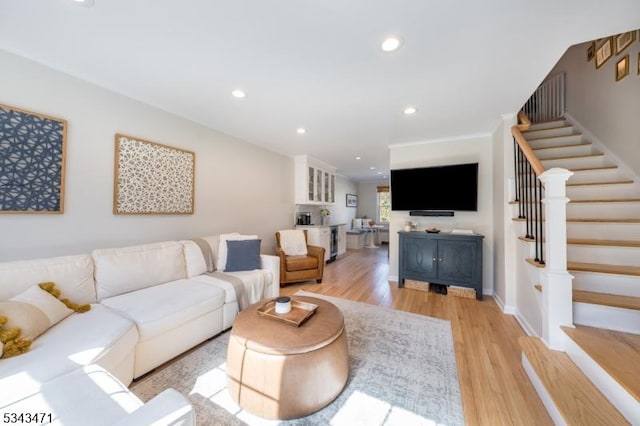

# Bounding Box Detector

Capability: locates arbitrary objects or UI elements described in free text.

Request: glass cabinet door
[315,168,322,202]
[330,174,335,203]
[308,166,314,202]
[324,171,329,202]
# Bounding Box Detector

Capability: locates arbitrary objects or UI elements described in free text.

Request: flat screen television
[390,162,478,211]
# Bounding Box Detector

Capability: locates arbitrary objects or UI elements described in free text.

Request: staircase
[514,117,640,424]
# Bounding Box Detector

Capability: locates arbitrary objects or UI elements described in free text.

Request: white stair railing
[522,72,565,123]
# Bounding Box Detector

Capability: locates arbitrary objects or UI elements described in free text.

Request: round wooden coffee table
[226,295,349,420]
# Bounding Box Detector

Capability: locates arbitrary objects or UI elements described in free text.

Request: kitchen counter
[295,223,346,228]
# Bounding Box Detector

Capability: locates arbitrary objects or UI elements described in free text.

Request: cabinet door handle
[439,258,443,262]
[432,257,436,261]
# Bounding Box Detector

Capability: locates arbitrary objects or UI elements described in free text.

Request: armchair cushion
[284,255,319,272]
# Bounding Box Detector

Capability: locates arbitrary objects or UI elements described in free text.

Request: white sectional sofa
[0,236,279,425]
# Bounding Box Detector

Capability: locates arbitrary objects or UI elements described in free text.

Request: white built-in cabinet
[295,155,336,205]
[337,225,346,256]
[303,226,331,262]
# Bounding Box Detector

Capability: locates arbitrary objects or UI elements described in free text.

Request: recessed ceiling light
[355,156,361,160]
[296,128,306,135]
[381,36,403,52]
[377,171,383,175]
[369,166,376,170]
[231,89,247,99]
[403,106,418,115]
[72,0,94,6]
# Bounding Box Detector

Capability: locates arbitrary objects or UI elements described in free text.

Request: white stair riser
[568,222,640,240]
[568,202,640,218]
[528,134,583,148]
[567,183,638,199]
[568,245,640,267]
[526,120,568,131]
[542,155,608,169]
[534,144,595,160]
[564,331,640,424]
[571,271,640,298]
[567,168,627,185]
[521,355,567,426]
[523,126,576,139]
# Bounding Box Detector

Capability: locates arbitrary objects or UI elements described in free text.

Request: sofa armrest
[113,389,194,426]
[260,254,280,298]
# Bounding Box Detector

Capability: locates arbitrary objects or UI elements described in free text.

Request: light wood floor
[280,246,553,426]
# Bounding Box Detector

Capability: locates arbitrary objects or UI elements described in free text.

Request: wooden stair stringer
[519,336,630,425]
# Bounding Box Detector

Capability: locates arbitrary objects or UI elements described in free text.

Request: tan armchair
[275,230,325,287]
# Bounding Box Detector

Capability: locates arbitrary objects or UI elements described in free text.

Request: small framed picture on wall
[346,193,357,207]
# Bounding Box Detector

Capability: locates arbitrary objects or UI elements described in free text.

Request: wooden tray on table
[257,298,319,327]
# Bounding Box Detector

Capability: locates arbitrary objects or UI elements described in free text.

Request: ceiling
[1,1,639,182]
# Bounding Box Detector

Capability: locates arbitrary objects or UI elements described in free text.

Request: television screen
[390,163,478,211]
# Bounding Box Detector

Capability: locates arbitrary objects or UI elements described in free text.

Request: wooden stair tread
[519,336,629,425]
[567,238,640,248]
[527,134,581,142]
[513,217,640,224]
[542,153,605,161]
[567,218,640,223]
[522,124,573,133]
[568,261,640,277]
[561,325,640,403]
[567,180,634,187]
[573,289,640,311]
[569,198,640,203]
[569,165,618,172]
[533,142,591,150]
[535,284,640,310]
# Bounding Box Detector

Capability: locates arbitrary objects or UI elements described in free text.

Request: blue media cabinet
[398,231,484,300]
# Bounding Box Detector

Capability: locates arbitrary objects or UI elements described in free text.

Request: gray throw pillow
[224,239,261,272]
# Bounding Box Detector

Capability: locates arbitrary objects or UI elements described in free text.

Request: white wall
[357,180,388,221]
[0,50,294,261]
[388,134,494,296]
[547,36,640,174]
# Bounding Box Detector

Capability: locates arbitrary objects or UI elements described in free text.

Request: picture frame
[586,42,595,62]
[614,31,636,55]
[346,193,357,207]
[114,134,195,214]
[615,55,629,81]
[638,52,640,75]
[595,37,613,69]
[0,103,67,214]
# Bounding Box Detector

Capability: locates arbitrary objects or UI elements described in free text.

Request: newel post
[538,167,574,350]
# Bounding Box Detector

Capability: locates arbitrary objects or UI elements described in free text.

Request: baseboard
[514,308,538,336]
[492,292,516,315]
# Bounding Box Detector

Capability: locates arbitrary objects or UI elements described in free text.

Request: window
[377,185,390,223]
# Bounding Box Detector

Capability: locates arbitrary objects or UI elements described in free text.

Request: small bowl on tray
[425,228,441,233]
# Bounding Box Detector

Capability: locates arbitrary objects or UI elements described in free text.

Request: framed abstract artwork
[614,30,636,55]
[595,37,613,69]
[0,103,67,214]
[114,134,195,214]
[615,55,629,81]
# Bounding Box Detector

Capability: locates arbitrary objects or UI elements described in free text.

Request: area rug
[130,291,464,425]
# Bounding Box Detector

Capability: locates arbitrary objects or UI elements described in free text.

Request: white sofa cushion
[0,304,137,406]
[0,364,194,426]
[180,240,207,278]
[100,279,225,342]
[0,254,96,304]
[93,241,187,300]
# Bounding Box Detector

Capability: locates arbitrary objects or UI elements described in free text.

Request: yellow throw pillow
[1,284,74,341]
